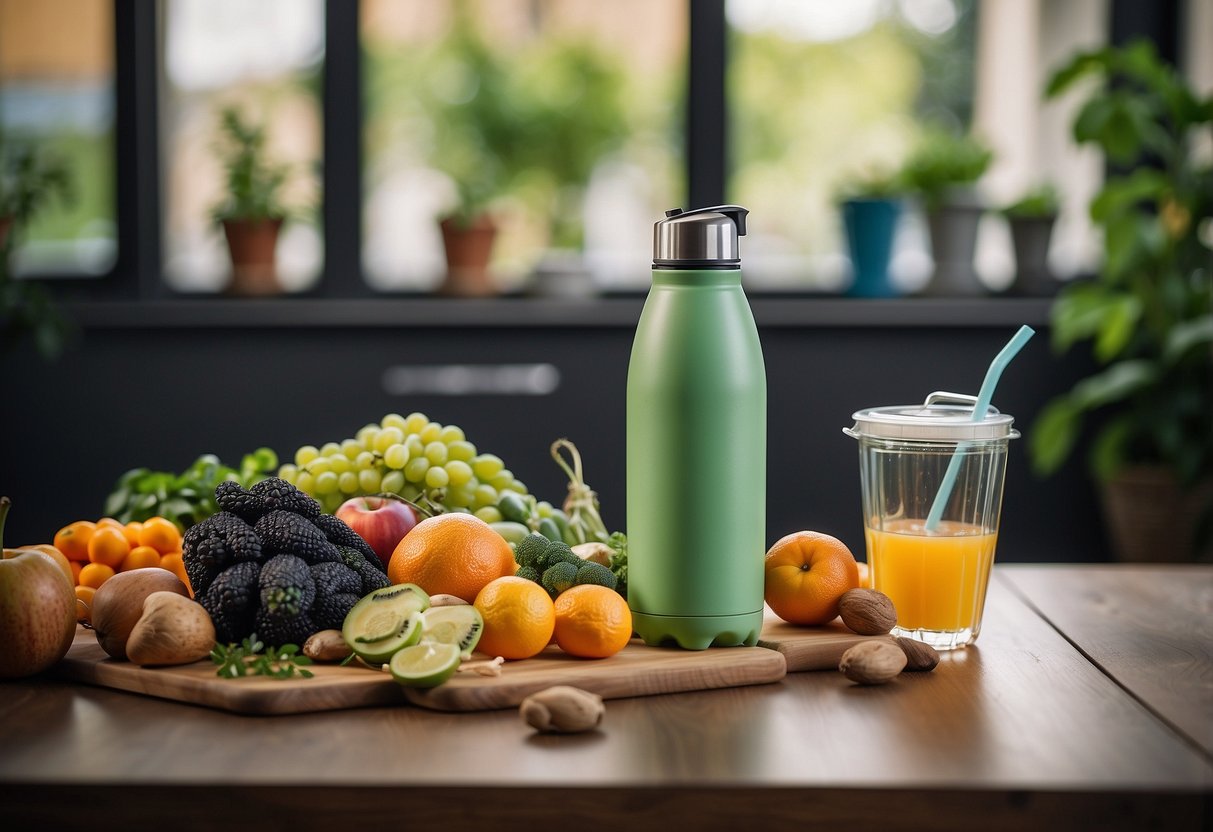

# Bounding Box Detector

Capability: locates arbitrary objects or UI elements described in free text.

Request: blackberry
[249,477,321,519]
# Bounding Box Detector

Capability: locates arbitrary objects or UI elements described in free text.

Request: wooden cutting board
[54,627,787,715]
[757,609,895,671]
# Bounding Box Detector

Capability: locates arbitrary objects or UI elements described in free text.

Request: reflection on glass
[160,0,324,292]
[0,0,116,276]
[362,0,686,292]
[728,0,975,290]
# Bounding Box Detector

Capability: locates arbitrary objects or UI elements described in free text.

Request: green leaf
[1094,295,1142,362]
[104,489,131,517]
[1088,415,1135,481]
[1071,360,1158,410]
[1051,283,1118,353]
[1046,48,1111,98]
[1029,397,1081,476]
[1089,170,1167,223]
[1103,213,1144,281]
[1163,315,1213,364]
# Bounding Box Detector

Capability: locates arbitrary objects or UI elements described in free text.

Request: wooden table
[1,565,1209,831]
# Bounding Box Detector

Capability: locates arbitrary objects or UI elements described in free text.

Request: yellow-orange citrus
[388,513,515,602]
[764,530,859,626]
[856,561,872,590]
[159,552,190,592]
[122,522,143,549]
[78,562,115,589]
[54,521,96,562]
[121,545,162,571]
[138,517,181,555]
[553,585,632,659]
[474,576,555,660]
[87,527,130,569]
[74,585,96,623]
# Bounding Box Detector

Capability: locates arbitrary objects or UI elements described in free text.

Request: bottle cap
[653,205,748,269]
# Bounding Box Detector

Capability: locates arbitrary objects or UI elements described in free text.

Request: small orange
[54,521,96,562]
[856,561,872,590]
[122,522,143,549]
[121,545,162,571]
[388,514,516,602]
[473,576,555,660]
[78,562,116,589]
[71,560,83,585]
[87,527,130,568]
[764,530,859,626]
[159,552,190,591]
[96,517,125,531]
[553,585,632,659]
[138,517,181,555]
[74,585,96,623]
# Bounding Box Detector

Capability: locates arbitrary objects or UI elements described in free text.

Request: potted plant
[1029,41,1213,562]
[210,106,290,297]
[1001,184,1060,296]
[838,170,905,298]
[900,129,994,296]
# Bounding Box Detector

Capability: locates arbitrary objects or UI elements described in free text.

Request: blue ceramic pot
[843,198,902,298]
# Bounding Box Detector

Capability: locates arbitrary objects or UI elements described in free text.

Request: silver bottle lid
[653,205,749,268]
[844,392,1019,442]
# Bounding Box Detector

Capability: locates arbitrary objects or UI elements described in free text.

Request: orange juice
[865,519,997,633]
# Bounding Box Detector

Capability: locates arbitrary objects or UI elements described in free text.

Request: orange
[71,560,82,585]
[764,530,859,626]
[160,552,190,591]
[74,585,96,623]
[96,517,124,531]
[78,562,116,589]
[54,521,96,562]
[138,517,181,555]
[388,513,515,602]
[856,561,872,590]
[87,527,130,568]
[473,576,555,660]
[122,545,162,572]
[122,522,143,549]
[553,585,632,659]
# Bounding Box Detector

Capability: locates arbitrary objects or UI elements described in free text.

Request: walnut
[839,588,898,635]
[894,636,940,671]
[839,640,907,685]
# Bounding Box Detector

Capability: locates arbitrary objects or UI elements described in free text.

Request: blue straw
[924,325,1035,532]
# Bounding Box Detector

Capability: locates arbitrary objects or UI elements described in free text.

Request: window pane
[362,0,686,292]
[728,0,976,290]
[160,0,324,293]
[0,0,116,277]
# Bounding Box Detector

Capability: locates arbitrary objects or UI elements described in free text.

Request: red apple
[0,498,78,678]
[336,496,419,568]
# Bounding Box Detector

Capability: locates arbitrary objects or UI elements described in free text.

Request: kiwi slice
[421,605,484,658]
[343,584,429,663]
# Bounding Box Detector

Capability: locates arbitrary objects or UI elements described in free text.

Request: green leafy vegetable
[210,635,315,680]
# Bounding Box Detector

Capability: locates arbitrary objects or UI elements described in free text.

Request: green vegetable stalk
[550,439,610,546]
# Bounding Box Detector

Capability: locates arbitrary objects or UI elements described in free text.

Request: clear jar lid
[845,391,1018,442]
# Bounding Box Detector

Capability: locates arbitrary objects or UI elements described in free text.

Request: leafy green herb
[104,447,278,530]
[210,106,292,223]
[607,531,627,597]
[211,635,314,680]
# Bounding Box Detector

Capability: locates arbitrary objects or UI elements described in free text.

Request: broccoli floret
[310,562,362,599]
[254,609,317,648]
[249,477,321,519]
[259,554,316,616]
[515,565,541,583]
[541,561,578,599]
[214,481,268,523]
[200,561,262,644]
[514,533,550,569]
[182,512,261,594]
[337,545,392,595]
[574,561,618,591]
[312,513,383,571]
[312,592,360,631]
[538,541,579,572]
[254,511,340,565]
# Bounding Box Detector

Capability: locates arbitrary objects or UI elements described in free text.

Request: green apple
[0,498,77,678]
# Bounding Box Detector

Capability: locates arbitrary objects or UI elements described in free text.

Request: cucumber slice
[343,584,430,663]
[389,642,461,688]
[422,605,484,658]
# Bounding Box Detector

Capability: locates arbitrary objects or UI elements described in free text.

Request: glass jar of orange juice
[845,392,1019,650]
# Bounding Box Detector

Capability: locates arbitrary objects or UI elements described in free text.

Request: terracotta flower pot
[222,217,283,296]
[439,215,498,297]
[1099,466,1213,562]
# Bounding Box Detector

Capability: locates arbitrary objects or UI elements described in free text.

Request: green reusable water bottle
[626,205,766,649]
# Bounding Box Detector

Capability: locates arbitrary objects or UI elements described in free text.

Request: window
[0,0,117,277]
[159,0,325,293]
[361,0,687,292]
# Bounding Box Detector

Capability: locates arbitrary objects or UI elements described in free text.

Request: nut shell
[894,636,940,671]
[839,588,897,635]
[839,640,906,685]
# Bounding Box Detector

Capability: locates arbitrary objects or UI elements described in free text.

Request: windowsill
[63,294,1054,329]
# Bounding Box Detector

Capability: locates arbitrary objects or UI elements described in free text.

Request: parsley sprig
[210,635,315,680]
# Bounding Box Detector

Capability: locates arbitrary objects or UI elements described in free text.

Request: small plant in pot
[838,169,906,298]
[1001,184,1060,297]
[900,129,994,296]
[210,106,291,297]
[1029,41,1213,562]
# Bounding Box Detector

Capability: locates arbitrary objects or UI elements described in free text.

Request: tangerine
[856,561,872,590]
[138,517,181,555]
[122,522,143,549]
[88,527,130,569]
[388,513,515,602]
[54,521,96,562]
[764,530,859,626]
[78,562,115,589]
[121,545,162,572]
[474,576,555,660]
[75,585,96,623]
[553,585,632,659]
[159,552,190,592]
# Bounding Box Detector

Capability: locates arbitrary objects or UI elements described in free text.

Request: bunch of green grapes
[278,413,529,515]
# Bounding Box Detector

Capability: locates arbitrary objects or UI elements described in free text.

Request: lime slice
[351,611,423,665]
[389,642,462,688]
